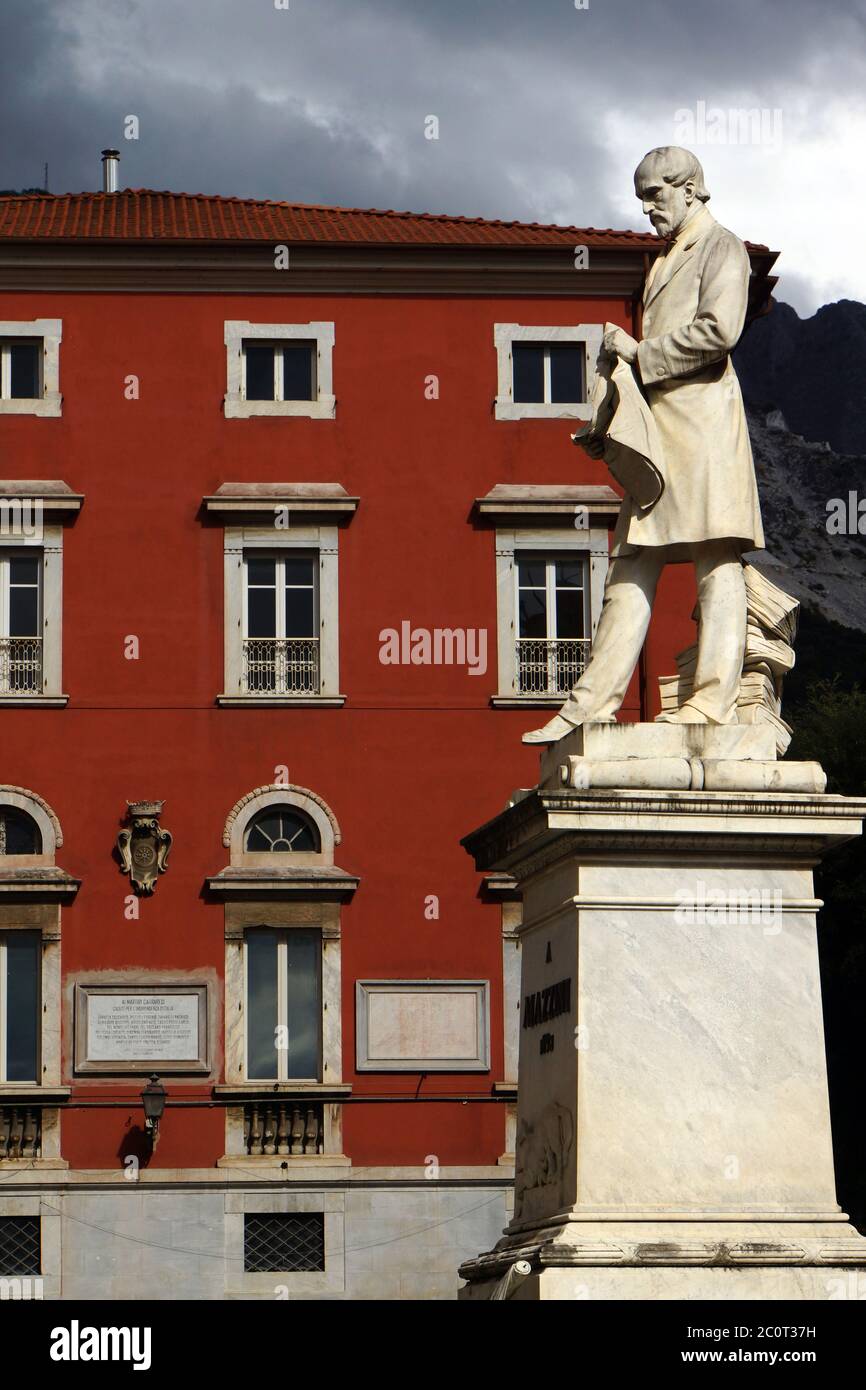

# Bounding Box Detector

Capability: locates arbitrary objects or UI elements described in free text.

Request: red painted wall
[0,289,693,1168]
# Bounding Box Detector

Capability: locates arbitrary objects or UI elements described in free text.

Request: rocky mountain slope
[745,406,866,635]
[735,298,866,456]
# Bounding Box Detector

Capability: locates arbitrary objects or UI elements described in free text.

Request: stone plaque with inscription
[75,984,209,1074]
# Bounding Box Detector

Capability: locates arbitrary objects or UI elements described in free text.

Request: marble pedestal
[459,724,866,1300]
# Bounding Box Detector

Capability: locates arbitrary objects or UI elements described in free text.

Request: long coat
[612,204,764,556]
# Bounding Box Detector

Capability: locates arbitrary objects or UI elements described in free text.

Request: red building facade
[0,185,775,1298]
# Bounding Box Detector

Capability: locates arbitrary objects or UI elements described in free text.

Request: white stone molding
[493,322,603,421]
[0,785,63,859]
[355,981,491,1072]
[218,522,344,706]
[0,320,62,417]
[223,320,335,419]
[223,783,341,866]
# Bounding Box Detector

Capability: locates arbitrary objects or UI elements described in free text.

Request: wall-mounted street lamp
[141,1073,167,1147]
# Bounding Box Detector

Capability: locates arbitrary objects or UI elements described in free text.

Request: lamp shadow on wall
[118,1123,155,1170]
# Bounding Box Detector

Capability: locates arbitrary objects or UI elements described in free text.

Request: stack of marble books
[658,564,799,755]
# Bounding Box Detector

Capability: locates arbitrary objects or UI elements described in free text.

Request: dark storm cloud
[1,0,864,311]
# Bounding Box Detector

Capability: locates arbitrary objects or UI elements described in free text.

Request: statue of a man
[524,146,764,744]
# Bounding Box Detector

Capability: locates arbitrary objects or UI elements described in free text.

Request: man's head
[634,146,710,239]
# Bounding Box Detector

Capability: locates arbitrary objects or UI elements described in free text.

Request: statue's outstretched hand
[602,327,639,364]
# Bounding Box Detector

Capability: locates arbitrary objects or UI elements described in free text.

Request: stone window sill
[490,695,569,708]
[213,1083,351,1100]
[0,695,69,707]
[0,395,62,418]
[216,694,346,708]
[0,1086,70,1102]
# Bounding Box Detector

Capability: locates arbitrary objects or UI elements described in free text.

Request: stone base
[460,1265,865,1301]
[460,732,866,1305]
[459,1215,866,1301]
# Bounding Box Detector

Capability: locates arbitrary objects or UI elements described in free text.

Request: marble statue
[524,147,764,744]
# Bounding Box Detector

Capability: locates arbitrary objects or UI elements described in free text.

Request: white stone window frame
[493,526,609,704]
[226,918,342,1087]
[222,916,345,1160]
[224,321,335,419]
[227,784,339,869]
[0,320,62,418]
[217,785,350,1163]
[0,525,66,706]
[494,323,602,421]
[224,1191,345,1296]
[218,523,343,706]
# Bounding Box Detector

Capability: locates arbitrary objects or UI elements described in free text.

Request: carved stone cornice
[462,786,866,880]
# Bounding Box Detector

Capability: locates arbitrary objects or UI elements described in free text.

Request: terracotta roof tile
[0,189,668,250]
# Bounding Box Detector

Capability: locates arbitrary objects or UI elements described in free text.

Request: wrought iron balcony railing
[0,637,42,696]
[242,637,320,696]
[516,637,591,696]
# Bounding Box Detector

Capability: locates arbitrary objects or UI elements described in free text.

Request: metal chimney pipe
[101,148,120,193]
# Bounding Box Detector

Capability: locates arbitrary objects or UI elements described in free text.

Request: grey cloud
[1,0,862,310]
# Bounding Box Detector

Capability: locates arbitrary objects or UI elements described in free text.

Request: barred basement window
[0,1215,40,1276]
[244,1213,325,1273]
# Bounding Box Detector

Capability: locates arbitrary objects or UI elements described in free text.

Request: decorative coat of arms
[117,800,172,895]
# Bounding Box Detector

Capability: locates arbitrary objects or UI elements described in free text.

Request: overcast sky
[2,0,865,314]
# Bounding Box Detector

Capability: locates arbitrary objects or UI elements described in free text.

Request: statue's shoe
[655,702,713,725]
[522,714,579,745]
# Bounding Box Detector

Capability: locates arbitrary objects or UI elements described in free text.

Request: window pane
[517,558,546,589]
[283,556,314,588]
[9,343,40,399]
[0,810,41,855]
[549,344,584,403]
[284,931,320,1079]
[246,557,276,587]
[556,587,584,638]
[244,343,276,400]
[518,588,547,638]
[9,556,39,586]
[282,342,315,401]
[9,586,38,636]
[247,587,276,638]
[5,933,39,1082]
[285,587,315,637]
[512,344,545,403]
[246,809,318,853]
[555,559,585,589]
[246,932,279,1080]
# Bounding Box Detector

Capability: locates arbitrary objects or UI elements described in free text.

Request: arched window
[244,807,320,855]
[0,806,42,855]
[223,783,340,868]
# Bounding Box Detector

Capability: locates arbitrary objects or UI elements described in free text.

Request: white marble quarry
[459,725,866,1300]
